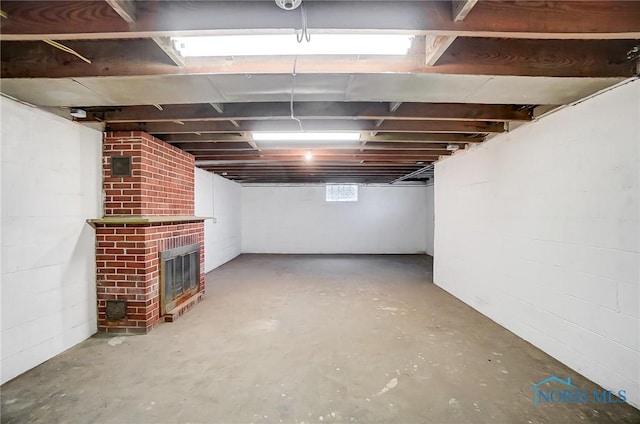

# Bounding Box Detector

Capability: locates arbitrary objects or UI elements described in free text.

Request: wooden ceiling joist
[425,35,458,66]
[182,148,450,156]
[81,102,533,123]
[105,0,185,67]
[2,0,637,184]
[104,0,135,24]
[452,0,479,22]
[107,119,504,134]
[426,0,477,66]
[151,37,186,67]
[174,142,466,152]
[158,133,485,144]
[2,37,636,79]
[2,1,639,41]
[194,154,443,161]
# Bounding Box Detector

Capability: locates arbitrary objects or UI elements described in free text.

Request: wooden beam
[199,164,421,170]
[389,102,403,113]
[425,35,457,66]
[203,165,422,171]
[83,102,532,123]
[377,120,504,133]
[194,154,443,161]
[362,142,467,150]
[373,102,403,135]
[368,133,484,143]
[426,0,477,66]
[104,1,186,67]
[158,134,247,143]
[2,1,639,40]
[198,159,436,166]
[172,142,255,151]
[157,132,484,144]
[107,119,504,134]
[452,0,478,22]
[104,0,135,24]
[437,37,639,78]
[3,38,636,79]
[235,177,406,183]
[210,103,224,114]
[185,148,450,156]
[151,37,185,67]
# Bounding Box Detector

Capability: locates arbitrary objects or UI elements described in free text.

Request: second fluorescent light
[172,34,414,57]
[252,132,361,141]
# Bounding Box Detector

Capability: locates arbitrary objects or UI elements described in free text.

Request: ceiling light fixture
[446,144,460,152]
[275,0,302,10]
[252,132,361,141]
[172,34,414,57]
[305,150,313,161]
[70,108,87,118]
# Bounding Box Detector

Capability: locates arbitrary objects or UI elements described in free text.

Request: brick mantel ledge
[87,216,211,227]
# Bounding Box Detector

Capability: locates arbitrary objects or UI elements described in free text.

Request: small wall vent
[105,300,127,321]
[111,156,132,177]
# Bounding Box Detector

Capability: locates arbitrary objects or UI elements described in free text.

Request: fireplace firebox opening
[160,243,201,315]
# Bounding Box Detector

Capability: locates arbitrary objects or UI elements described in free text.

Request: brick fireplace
[90,131,206,334]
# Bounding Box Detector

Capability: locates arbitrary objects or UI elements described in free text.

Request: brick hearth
[90,131,206,334]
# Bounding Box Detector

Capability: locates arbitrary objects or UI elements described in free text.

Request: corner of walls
[195,168,242,272]
[425,184,435,257]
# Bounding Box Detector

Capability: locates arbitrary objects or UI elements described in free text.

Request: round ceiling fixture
[275,0,302,10]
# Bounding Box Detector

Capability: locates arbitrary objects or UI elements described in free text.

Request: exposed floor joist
[2,38,636,78]
[1,0,638,183]
[105,119,506,134]
[157,133,485,144]
[2,1,639,40]
[81,102,533,123]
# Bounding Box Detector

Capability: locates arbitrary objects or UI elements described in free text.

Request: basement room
[1,1,639,423]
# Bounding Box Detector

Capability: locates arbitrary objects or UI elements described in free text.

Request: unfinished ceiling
[1,1,639,183]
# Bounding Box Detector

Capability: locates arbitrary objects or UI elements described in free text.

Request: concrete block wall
[195,169,242,272]
[434,80,640,407]
[425,184,434,256]
[241,184,428,254]
[1,97,102,384]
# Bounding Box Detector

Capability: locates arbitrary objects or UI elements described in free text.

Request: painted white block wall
[434,80,640,408]
[425,184,434,256]
[242,184,428,254]
[195,169,242,272]
[1,97,102,384]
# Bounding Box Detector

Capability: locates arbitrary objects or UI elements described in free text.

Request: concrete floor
[1,254,639,424]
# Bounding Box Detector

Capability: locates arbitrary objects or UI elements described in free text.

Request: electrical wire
[296,3,311,43]
[290,55,304,132]
[290,0,309,132]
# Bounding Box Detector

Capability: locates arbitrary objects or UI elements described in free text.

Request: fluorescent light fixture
[172,34,414,57]
[252,132,361,141]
